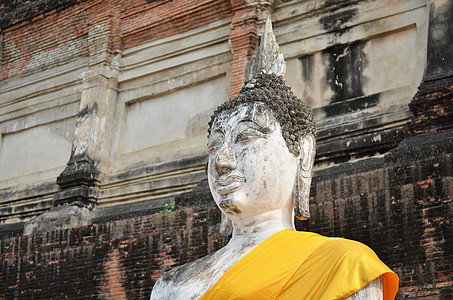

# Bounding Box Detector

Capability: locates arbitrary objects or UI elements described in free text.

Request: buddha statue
[150,19,398,300]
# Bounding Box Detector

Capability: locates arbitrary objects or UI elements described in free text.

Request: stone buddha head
[207,72,316,234]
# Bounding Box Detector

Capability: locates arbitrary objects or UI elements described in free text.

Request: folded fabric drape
[199,230,398,300]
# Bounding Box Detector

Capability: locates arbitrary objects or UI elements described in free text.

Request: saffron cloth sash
[199,230,398,299]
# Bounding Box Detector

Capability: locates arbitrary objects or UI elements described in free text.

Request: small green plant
[155,202,175,214]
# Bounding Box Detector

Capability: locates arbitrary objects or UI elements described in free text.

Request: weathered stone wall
[0,0,432,222]
[0,0,235,221]
[280,0,428,164]
[0,198,227,299]
[0,0,233,80]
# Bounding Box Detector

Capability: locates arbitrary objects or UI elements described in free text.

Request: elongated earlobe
[219,211,233,236]
[294,135,315,220]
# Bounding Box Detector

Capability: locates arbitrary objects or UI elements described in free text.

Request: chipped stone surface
[23,205,91,235]
[248,17,286,80]
[120,77,226,154]
[0,0,436,220]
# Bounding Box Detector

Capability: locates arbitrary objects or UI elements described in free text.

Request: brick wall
[121,0,232,49]
[0,0,77,31]
[228,0,258,97]
[0,0,233,80]
[303,150,453,299]
[1,137,452,299]
[1,3,89,80]
[409,76,453,136]
[0,203,228,299]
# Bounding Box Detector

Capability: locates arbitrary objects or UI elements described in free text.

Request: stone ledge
[313,128,453,181]
[23,204,92,236]
[0,179,214,238]
[387,128,453,166]
[0,221,25,238]
[92,195,175,224]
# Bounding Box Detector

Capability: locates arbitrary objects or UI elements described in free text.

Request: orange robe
[199,230,398,300]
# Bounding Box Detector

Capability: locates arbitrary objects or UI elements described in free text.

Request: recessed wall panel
[121,76,227,154]
[0,120,74,184]
[285,27,420,110]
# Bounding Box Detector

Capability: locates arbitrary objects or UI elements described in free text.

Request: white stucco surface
[285,26,421,110]
[121,76,227,154]
[0,123,73,184]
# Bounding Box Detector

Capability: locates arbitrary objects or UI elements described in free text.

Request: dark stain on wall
[319,7,358,31]
[298,54,315,105]
[297,40,379,118]
[323,40,369,103]
[322,93,379,117]
[425,1,453,78]
[0,0,78,31]
[77,102,99,119]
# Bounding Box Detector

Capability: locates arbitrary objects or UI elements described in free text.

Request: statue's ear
[293,135,316,220]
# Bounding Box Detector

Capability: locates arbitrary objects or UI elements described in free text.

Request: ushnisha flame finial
[248,16,286,81]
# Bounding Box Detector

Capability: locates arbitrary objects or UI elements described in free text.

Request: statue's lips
[215,175,245,195]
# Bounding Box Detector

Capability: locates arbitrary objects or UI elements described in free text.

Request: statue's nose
[215,142,237,175]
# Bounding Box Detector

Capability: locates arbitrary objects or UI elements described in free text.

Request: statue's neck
[226,209,294,251]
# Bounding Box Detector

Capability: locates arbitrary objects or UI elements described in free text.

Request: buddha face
[207,102,299,220]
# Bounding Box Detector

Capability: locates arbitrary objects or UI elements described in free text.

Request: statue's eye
[207,139,223,154]
[236,129,263,143]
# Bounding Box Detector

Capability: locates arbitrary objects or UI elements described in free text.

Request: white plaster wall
[363,28,420,96]
[285,26,421,110]
[0,59,85,191]
[120,76,227,154]
[286,53,332,110]
[98,20,232,207]
[0,121,74,187]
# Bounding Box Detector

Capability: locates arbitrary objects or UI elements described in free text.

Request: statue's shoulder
[150,252,217,299]
[311,236,383,273]
[290,231,378,263]
[322,237,376,257]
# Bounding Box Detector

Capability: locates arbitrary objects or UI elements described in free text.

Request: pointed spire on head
[248,16,286,81]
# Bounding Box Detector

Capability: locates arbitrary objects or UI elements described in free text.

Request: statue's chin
[218,196,242,215]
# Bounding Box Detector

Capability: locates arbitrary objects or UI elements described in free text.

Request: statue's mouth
[215,175,245,195]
